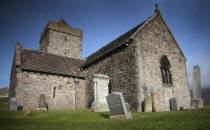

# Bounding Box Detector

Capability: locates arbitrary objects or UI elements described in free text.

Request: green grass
[0,98,210,129]
[0,97,8,110]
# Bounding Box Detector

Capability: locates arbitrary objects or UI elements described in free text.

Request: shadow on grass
[101,114,110,118]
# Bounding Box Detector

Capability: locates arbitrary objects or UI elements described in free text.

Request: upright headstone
[36,94,47,111]
[152,92,162,112]
[170,98,177,111]
[144,96,152,112]
[9,97,18,111]
[91,74,110,112]
[38,94,46,108]
[106,92,132,120]
[191,66,203,108]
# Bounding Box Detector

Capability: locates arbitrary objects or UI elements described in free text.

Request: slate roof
[81,20,146,68]
[20,48,85,77]
[81,11,186,68]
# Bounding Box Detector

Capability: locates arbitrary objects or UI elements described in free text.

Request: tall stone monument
[91,74,110,112]
[106,92,132,120]
[191,66,203,108]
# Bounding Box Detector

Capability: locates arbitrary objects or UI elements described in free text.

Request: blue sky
[0,0,209,88]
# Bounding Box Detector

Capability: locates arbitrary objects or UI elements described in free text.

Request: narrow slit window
[53,87,56,98]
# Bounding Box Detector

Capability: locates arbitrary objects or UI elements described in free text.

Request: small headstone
[38,94,46,108]
[17,106,23,111]
[170,98,177,111]
[9,97,18,111]
[106,92,132,120]
[152,92,161,112]
[24,110,32,116]
[144,96,152,112]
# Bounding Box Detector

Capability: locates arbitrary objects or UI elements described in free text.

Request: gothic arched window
[160,56,173,85]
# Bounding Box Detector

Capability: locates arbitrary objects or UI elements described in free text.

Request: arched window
[160,56,173,85]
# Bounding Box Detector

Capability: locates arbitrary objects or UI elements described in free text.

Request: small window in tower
[64,36,67,42]
[53,87,56,98]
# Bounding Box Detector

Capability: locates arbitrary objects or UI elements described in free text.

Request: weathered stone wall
[83,43,139,110]
[9,43,21,99]
[134,14,191,111]
[40,29,82,59]
[15,70,86,110]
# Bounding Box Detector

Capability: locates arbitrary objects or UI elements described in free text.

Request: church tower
[40,18,82,59]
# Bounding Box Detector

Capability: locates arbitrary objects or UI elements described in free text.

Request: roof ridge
[21,47,85,61]
[85,20,147,60]
[81,15,153,68]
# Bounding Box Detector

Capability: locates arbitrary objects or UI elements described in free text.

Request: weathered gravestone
[9,97,18,111]
[106,92,132,120]
[191,66,203,108]
[144,96,152,112]
[91,74,110,112]
[170,97,177,111]
[152,92,162,112]
[36,94,47,111]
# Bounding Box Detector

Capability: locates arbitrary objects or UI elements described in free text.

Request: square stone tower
[40,18,82,59]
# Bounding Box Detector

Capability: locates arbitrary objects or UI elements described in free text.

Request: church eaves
[14,43,85,78]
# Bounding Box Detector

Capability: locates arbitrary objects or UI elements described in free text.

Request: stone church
[9,5,191,112]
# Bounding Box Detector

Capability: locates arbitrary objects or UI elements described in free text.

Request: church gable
[133,10,190,111]
[132,12,186,60]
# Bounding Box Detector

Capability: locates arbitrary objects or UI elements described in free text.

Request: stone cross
[192,66,201,99]
[106,92,132,120]
[91,74,110,112]
[9,97,18,111]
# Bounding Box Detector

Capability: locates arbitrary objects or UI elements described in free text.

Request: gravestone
[91,74,110,112]
[152,92,161,112]
[9,97,18,111]
[191,66,203,108]
[170,98,177,111]
[144,96,152,112]
[38,94,46,108]
[106,92,132,120]
[36,94,47,111]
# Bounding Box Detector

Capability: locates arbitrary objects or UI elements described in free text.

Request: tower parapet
[40,18,82,59]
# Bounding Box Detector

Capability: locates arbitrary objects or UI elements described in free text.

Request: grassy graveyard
[0,97,210,129]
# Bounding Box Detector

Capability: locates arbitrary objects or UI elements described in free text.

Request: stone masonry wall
[83,43,140,110]
[15,70,86,110]
[40,30,82,59]
[135,14,191,111]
